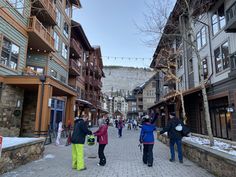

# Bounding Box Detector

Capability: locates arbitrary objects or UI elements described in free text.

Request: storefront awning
[76,98,94,108]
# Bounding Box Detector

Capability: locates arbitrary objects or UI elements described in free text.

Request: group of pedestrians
[71,114,109,171]
[70,111,185,171]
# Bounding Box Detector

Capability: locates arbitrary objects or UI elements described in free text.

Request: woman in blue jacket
[139,115,156,167]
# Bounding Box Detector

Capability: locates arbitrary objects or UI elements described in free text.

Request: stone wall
[157,133,236,177]
[0,84,24,136]
[21,92,38,137]
[0,139,44,175]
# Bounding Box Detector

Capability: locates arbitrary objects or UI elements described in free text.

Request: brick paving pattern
[1,127,215,177]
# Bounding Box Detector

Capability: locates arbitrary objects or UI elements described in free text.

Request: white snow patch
[183,136,236,156]
[2,137,44,149]
[43,154,55,159]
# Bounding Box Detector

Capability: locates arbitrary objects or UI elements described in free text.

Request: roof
[71,20,92,51]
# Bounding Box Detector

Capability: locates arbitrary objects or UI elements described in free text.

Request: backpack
[181,125,190,137]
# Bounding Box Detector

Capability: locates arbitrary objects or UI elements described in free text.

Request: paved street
[1,127,214,177]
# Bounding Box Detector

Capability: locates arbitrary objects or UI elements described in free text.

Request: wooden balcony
[70,38,81,58]
[69,59,81,76]
[31,0,56,26]
[28,16,55,52]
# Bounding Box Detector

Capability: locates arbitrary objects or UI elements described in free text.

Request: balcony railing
[31,0,56,25]
[70,38,81,57]
[69,59,81,76]
[28,16,55,52]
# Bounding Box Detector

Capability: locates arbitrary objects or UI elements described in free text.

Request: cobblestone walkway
[1,127,215,177]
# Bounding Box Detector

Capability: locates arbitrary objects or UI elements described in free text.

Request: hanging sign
[0,136,3,158]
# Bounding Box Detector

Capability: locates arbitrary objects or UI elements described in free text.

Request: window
[8,0,24,14]
[65,0,71,17]
[62,42,68,59]
[152,82,155,88]
[60,75,66,83]
[56,8,61,28]
[1,37,19,70]
[188,58,193,73]
[211,4,225,36]
[50,69,57,78]
[28,66,44,75]
[214,41,229,73]
[53,32,59,51]
[201,58,208,79]
[63,22,69,38]
[177,55,183,69]
[196,26,207,50]
[178,75,183,89]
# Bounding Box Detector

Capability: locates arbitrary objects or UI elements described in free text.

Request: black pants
[118,128,122,137]
[143,144,154,165]
[98,144,106,165]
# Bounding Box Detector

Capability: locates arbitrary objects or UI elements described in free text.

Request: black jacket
[160,117,183,140]
[71,119,92,144]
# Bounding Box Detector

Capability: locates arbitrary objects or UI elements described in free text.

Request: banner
[0,136,2,158]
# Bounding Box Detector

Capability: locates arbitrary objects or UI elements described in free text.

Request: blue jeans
[118,128,122,137]
[169,139,183,161]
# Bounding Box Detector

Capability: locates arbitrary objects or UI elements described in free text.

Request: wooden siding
[0,17,27,75]
[48,58,68,83]
[0,0,30,27]
[26,53,47,67]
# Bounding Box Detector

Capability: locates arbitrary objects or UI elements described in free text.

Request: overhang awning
[2,75,77,97]
[76,98,94,108]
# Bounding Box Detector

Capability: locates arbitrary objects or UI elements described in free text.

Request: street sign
[0,136,2,158]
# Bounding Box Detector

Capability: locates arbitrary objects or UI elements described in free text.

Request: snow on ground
[2,137,44,149]
[184,136,236,156]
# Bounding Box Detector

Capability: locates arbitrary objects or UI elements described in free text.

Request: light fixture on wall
[226,103,235,113]
[16,99,22,108]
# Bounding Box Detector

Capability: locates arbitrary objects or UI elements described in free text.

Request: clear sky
[73,0,157,68]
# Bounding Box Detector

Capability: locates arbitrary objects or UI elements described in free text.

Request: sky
[73,0,158,68]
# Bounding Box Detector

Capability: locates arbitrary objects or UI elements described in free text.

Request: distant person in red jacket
[93,118,109,166]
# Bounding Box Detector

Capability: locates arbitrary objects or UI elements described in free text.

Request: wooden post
[65,96,76,126]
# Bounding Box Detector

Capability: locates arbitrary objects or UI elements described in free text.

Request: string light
[102,56,152,61]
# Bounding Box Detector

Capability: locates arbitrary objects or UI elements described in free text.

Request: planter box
[0,138,45,174]
[157,132,236,177]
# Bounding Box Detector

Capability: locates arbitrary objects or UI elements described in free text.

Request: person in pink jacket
[93,118,108,166]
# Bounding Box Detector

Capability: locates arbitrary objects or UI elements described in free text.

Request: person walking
[93,118,108,166]
[117,117,124,137]
[71,114,92,171]
[160,112,184,163]
[139,115,156,167]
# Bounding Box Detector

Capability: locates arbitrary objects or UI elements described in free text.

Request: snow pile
[184,136,236,156]
[2,137,43,149]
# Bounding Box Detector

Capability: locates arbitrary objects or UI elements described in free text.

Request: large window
[8,0,24,14]
[177,55,183,69]
[62,42,68,59]
[56,8,61,28]
[212,4,225,36]
[63,22,69,38]
[214,41,229,73]
[53,32,59,51]
[196,26,207,50]
[1,37,19,70]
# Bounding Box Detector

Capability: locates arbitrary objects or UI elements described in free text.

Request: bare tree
[138,0,214,146]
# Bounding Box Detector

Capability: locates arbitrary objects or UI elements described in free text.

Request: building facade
[0,0,104,136]
[150,0,236,141]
